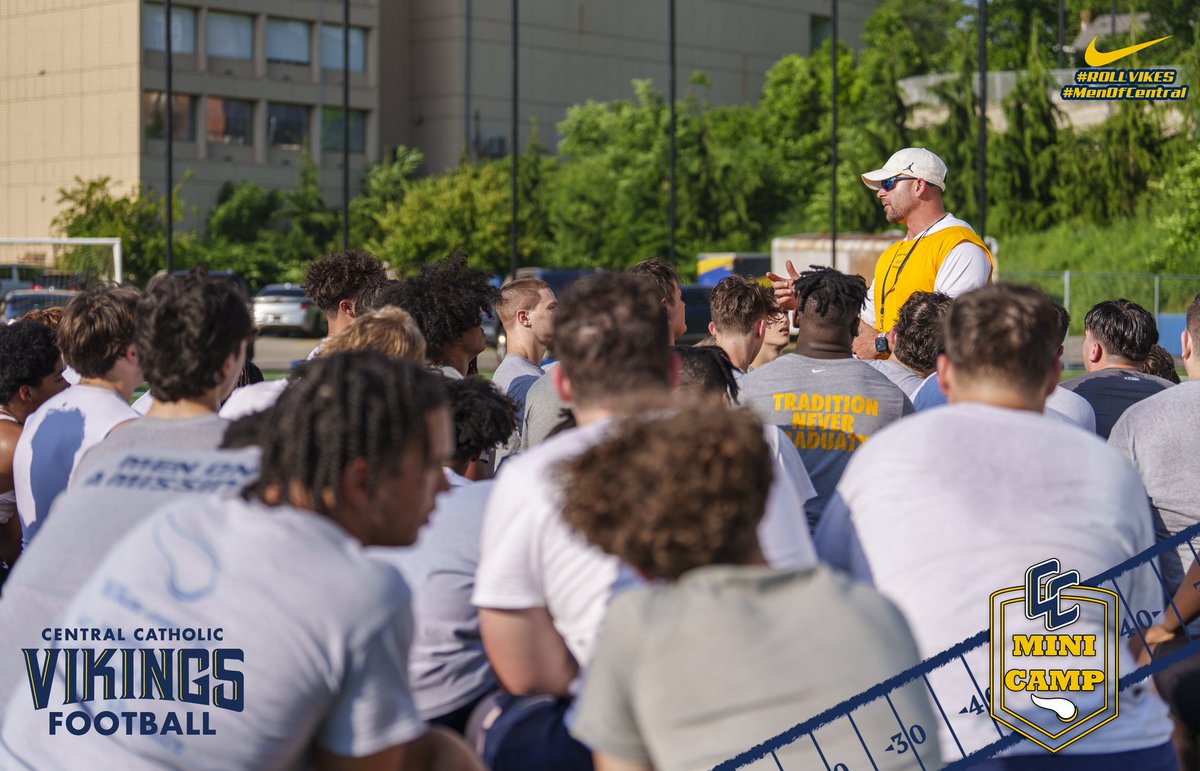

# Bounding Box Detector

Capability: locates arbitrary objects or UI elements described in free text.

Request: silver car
[253,284,325,337]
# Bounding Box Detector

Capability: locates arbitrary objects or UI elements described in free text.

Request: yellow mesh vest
[872,226,993,333]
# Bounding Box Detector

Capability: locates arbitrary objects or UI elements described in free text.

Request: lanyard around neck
[878,214,948,329]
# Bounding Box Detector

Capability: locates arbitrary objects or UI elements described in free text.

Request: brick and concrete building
[1,0,877,239]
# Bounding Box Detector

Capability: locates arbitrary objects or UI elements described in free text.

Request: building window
[810,14,832,55]
[144,92,196,141]
[267,19,311,64]
[207,98,254,145]
[321,108,366,153]
[207,11,254,60]
[320,26,366,72]
[268,103,309,149]
[143,4,197,55]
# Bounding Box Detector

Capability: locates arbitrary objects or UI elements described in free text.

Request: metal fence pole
[1154,274,1161,317]
[1063,270,1071,317]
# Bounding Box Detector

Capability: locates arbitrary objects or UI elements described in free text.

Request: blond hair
[320,306,426,364]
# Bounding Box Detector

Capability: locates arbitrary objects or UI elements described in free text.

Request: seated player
[300,248,387,359]
[565,405,939,770]
[371,377,518,733]
[0,322,69,572]
[1061,298,1173,438]
[492,279,558,418]
[816,285,1175,767]
[12,286,141,546]
[0,353,482,770]
[739,266,911,529]
[866,291,950,398]
[748,286,790,372]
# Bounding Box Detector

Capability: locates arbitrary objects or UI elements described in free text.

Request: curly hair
[353,278,402,317]
[384,251,497,361]
[1141,345,1181,384]
[57,286,141,377]
[245,352,447,519]
[892,291,951,376]
[561,405,772,580]
[0,320,63,405]
[136,272,254,402]
[18,307,64,331]
[445,376,518,463]
[302,249,387,315]
[321,306,427,364]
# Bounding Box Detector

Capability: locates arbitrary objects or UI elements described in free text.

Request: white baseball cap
[861,147,948,191]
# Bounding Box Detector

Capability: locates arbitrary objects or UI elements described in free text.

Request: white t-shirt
[219,379,289,420]
[130,390,154,415]
[0,446,259,714]
[473,418,818,671]
[12,384,137,545]
[815,403,1172,760]
[860,214,991,328]
[0,496,425,769]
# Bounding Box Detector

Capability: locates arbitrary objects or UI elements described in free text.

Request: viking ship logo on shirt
[989,559,1119,752]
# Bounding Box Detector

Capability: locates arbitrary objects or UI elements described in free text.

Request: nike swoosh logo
[811,368,826,374]
[1084,35,1171,67]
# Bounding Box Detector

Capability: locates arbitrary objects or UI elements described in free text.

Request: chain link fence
[999,270,1200,335]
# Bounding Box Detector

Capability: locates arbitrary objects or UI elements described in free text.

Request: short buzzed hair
[555,273,671,405]
[1083,299,1157,362]
[57,286,141,377]
[944,285,1060,392]
[494,279,551,329]
[709,276,768,335]
[892,291,951,376]
[320,306,427,364]
[302,249,387,315]
[628,258,681,306]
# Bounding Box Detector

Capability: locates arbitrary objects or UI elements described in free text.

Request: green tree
[930,33,986,228]
[348,146,423,249]
[207,181,280,244]
[1149,140,1200,274]
[991,24,1064,234]
[51,176,194,284]
[371,159,516,276]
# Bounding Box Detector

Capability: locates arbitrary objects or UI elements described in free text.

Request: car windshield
[256,287,306,298]
[5,294,73,316]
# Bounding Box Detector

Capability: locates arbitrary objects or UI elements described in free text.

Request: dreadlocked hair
[245,351,447,519]
[792,266,868,324]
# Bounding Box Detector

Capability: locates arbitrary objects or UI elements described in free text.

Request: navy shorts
[466,692,593,771]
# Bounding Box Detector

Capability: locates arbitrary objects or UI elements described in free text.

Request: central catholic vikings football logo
[989,559,1119,752]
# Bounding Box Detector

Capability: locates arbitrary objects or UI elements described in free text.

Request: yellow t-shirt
[872,225,993,333]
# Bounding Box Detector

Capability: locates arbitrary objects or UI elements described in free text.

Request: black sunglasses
[880,175,917,192]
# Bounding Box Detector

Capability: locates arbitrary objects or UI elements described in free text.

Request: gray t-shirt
[571,565,939,771]
[0,446,259,716]
[73,413,231,481]
[0,496,425,769]
[1109,381,1200,596]
[1060,367,1173,439]
[739,354,913,525]
[491,355,544,420]
[369,472,497,720]
[865,357,925,398]
[518,372,571,451]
